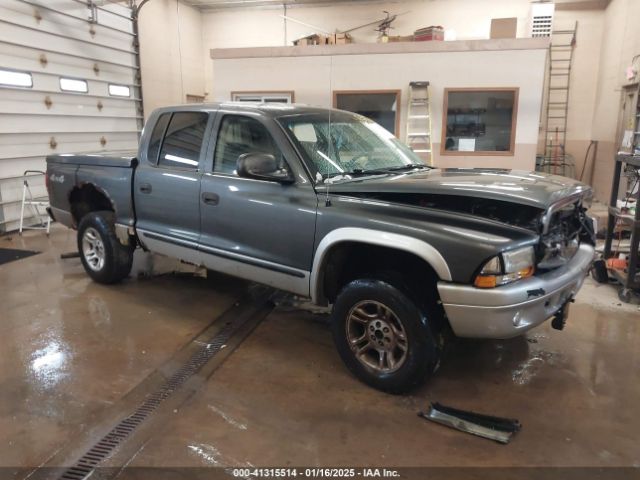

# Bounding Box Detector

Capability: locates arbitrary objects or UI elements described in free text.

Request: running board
[418,402,521,444]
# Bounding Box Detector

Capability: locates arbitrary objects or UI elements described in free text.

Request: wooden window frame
[332,89,401,137]
[230,90,295,103]
[440,87,519,156]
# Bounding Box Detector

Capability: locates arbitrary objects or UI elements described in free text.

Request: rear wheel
[331,278,440,393]
[77,211,134,284]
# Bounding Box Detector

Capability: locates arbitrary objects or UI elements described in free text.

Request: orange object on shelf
[606,258,628,270]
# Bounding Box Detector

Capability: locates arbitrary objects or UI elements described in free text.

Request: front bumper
[437,244,595,339]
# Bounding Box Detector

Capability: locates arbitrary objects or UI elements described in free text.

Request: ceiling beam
[183,0,387,11]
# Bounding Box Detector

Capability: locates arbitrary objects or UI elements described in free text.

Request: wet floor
[1,225,639,473]
[0,226,242,469]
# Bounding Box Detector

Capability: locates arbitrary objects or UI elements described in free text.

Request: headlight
[474,246,535,288]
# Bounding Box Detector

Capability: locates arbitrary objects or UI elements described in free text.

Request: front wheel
[77,211,134,284]
[331,278,440,393]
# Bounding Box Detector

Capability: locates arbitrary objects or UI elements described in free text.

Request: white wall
[592,0,640,142]
[200,1,607,173]
[211,42,547,170]
[138,0,206,117]
[588,0,640,200]
[550,9,604,180]
[201,0,535,102]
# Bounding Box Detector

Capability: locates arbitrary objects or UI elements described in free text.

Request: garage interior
[1,0,640,478]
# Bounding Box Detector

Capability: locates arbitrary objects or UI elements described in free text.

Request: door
[0,0,141,232]
[134,111,210,253]
[199,113,317,296]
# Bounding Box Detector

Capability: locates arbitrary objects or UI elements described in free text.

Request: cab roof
[152,102,343,119]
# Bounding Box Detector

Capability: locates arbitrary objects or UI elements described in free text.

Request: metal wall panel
[0,0,141,231]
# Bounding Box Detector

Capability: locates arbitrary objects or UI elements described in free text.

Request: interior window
[213,115,282,175]
[334,91,399,136]
[442,89,517,154]
[231,92,293,103]
[158,112,208,170]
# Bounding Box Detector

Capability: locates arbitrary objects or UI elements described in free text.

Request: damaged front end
[345,190,595,275]
[346,192,544,230]
[537,194,595,271]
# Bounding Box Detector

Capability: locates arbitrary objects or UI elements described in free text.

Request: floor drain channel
[58,294,270,480]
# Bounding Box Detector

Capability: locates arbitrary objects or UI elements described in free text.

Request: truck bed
[46,151,138,229]
[47,150,137,168]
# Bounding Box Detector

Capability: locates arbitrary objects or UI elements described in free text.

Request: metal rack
[603,154,640,302]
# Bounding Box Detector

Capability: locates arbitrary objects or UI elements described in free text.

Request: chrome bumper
[437,244,595,339]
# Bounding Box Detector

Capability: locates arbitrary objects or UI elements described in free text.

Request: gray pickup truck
[46,103,595,392]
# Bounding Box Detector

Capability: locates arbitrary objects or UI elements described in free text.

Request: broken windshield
[278,111,430,183]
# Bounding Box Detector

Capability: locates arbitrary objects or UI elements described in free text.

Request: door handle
[201,192,219,206]
[139,182,152,194]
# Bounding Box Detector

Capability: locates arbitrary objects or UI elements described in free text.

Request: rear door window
[158,112,209,170]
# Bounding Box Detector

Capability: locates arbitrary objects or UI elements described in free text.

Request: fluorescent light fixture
[108,84,130,97]
[60,77,88,93]
[0,68,32,87]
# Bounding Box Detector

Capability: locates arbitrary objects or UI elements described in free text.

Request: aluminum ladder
[19,170,51,235]
[541,21,577,176]
[405,81,434,165]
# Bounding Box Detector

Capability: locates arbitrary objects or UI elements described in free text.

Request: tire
[77,211,134,284]
[618,288,633,304]
[591,259,609,284]
[331,278,440,394]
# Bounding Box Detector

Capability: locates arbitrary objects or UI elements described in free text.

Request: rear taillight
[45,172,50,191]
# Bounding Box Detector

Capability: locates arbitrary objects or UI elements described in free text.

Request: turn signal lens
[474,275,498,288]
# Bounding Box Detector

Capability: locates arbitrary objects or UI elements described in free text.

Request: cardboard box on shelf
[293,34,328,46]
[293,32,353,46]
[414,26,444,41]
[387,35,415,43]
[490,18,517,39]
[326,33,353,45]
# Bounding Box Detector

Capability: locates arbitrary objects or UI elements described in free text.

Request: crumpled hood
[323,168,591,210]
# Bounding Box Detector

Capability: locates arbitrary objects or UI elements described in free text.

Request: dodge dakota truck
[46,103,595,392]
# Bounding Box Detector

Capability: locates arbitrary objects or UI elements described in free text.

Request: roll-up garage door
[0,0,142,232]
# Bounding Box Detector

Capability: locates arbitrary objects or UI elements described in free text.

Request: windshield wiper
[322,164,430,183]
[362,163,431,174]
[322,170,390,183]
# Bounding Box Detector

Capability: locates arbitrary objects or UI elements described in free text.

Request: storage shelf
[605,148,640,298]
[610,268,640,290]
[608,206,640,227]
[616,154,640,167]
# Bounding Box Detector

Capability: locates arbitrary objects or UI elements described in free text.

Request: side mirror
[237,153,294,183]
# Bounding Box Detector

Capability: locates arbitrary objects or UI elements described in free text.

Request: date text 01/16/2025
[231,468,400,478]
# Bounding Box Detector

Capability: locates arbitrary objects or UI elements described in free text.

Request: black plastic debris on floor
[0,247,40,266]
[419,402,522,444]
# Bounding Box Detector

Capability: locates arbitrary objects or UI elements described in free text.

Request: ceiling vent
[530,2,555,37]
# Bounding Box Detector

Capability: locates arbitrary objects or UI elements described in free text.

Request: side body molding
[310,227,452,304]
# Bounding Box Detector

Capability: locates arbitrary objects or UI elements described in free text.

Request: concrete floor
[1,225,640,477]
